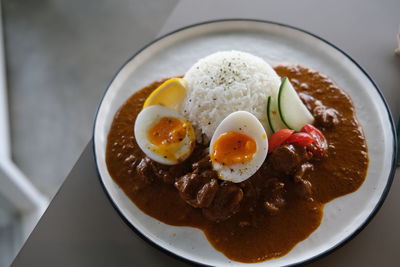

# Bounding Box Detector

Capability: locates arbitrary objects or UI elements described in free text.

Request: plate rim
[92,18,398,266]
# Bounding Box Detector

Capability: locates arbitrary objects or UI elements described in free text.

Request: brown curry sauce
[105,64,368,263]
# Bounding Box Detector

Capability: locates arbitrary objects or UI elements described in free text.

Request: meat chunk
[313,106,339,128]
[202,182,243,222]
[299,92,339,128]
[174,173,219,208]
[294,163,313,182]
[294,163,314,200]
[201,169,218,180]
[197,179,219,207]
[295,179,313,200]
[174,150,221,208]
[192,155,212,172]
[263,179,286,215]
[268,144,313,176]
[155,164,190,184]
[268,145,299,175]
[134,157,155,191]
[239,179,258,200]
[238,179,259,219]
[136,157,153,177]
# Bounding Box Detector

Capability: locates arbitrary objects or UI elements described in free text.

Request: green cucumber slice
[278,77,314,131]
[264,111,274,138]
[267,95,287,133]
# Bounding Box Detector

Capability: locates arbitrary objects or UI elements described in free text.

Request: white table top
[12,0,400,266]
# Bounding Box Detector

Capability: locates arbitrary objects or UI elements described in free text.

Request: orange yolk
[148,117,187,146]
[211,131,257,166]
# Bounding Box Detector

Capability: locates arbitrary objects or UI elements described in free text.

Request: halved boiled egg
[134,105,196,165]
[210,111,268,183]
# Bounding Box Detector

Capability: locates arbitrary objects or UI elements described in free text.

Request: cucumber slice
[267,95,287,133]
[264,110,274,138]
[278,77,314,131]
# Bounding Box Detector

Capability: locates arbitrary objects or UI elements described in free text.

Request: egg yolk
[148,117,187,146]
[147,117,191,161]
[211,131,257,166]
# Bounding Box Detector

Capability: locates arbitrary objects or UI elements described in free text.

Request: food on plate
[142,78,187,110]
[182,51,281,141]
[267,95,287,133]
[209,111,268,183]
[267,128,294,152]
[278,77,314,131]
[106,50,368,263]
[134,105,196,165]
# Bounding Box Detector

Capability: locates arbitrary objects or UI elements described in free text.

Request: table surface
[12,0,400,266]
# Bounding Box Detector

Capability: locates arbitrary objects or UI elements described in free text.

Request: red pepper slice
[268,129,294,153]
[286,132,315,146]
[301,124,328,157]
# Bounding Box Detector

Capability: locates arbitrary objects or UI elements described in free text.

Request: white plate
[93,20,397,266]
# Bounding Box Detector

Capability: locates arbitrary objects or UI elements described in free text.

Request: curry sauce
[105,64,368,263]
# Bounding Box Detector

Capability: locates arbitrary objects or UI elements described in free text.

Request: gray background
[2,0,178,266]
[4,0,176,197]
[6,0,400,266]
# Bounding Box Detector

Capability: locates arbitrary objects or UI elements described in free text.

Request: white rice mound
[182,50,281,143]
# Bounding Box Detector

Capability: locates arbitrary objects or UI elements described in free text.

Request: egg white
[209,111,268,183]
[134,105,195,165]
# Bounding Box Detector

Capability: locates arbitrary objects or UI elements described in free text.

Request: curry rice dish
[105,51,368,263]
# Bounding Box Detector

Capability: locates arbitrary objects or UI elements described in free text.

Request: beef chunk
[202,182,243,222]
[294,163,314,200]
[155,164,190,184]
[192,155,212,172]
[240,179,258,200]
[268,144,313,176]
[174,150,221,209]
[295,179,313,200]
[136,157,153,177]
[238,180,258,215]
[299,92,339,128]
[174,173,219,208]
[134,157,155,191]
[293,163,313,182]
[313,106,339,128]
[263,179,286,215]
[201,169,218,180]
[264,202,280,214]
[197,179,219,207]
[136,156,191,185]
[269,145,299,175]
